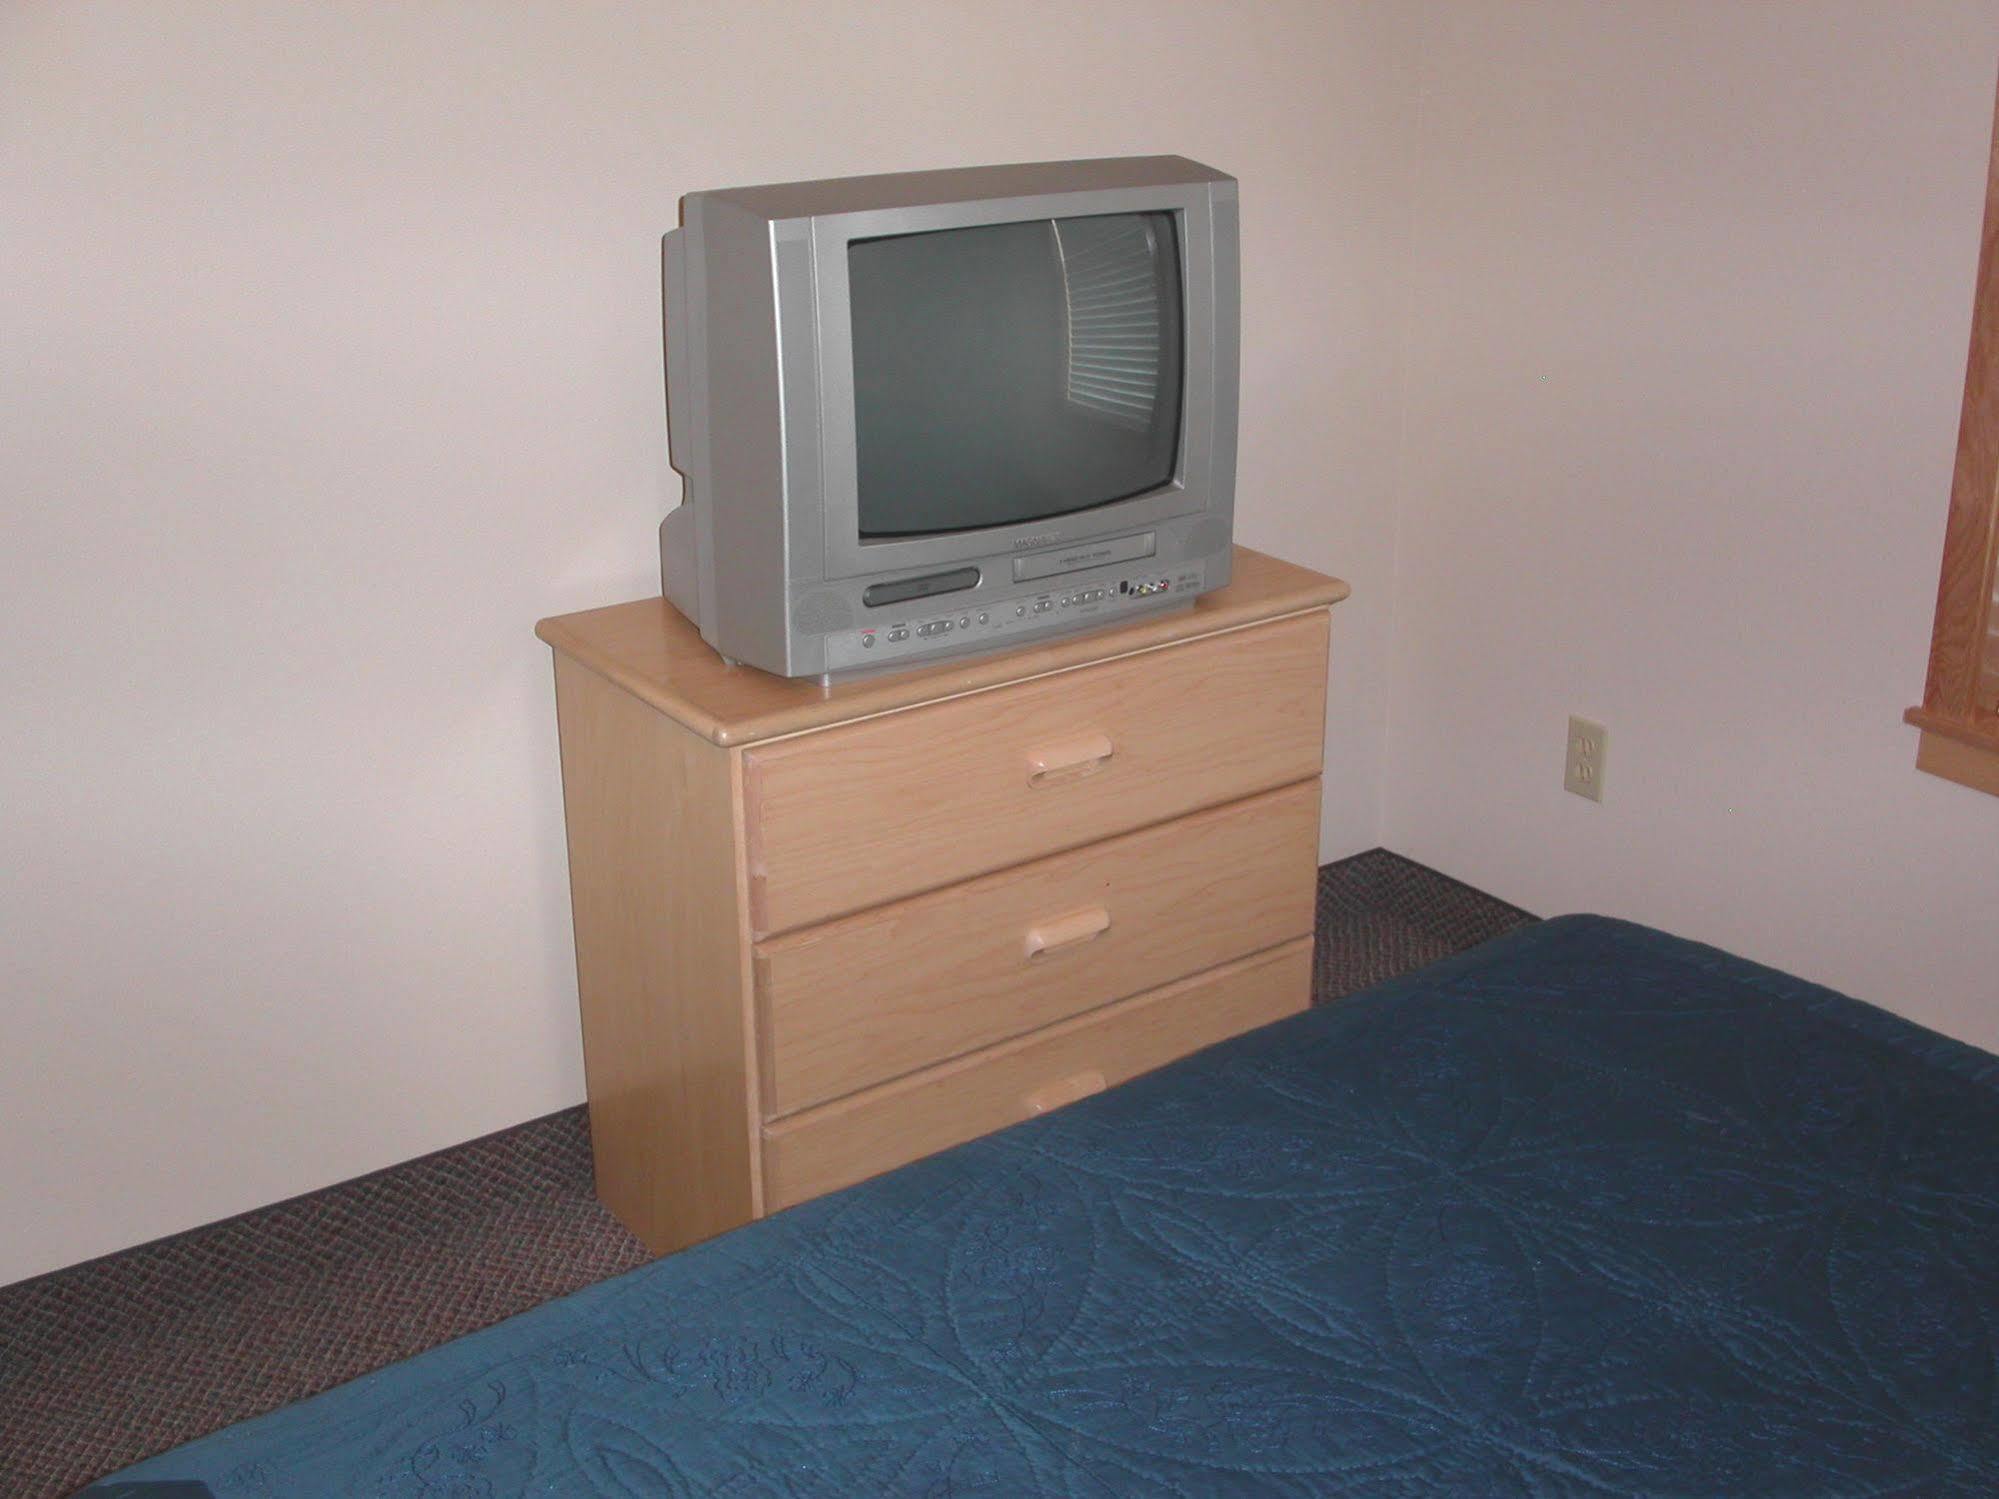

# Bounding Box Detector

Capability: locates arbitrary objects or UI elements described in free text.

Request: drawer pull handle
[1026,733,1114,787]
[1024,906,1111,960]
[1023,1069,1107,1115]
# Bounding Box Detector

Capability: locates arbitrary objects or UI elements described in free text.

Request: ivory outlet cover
[1565,715,1607,802]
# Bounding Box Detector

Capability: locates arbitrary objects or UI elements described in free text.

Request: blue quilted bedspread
[96,916,1999,1496]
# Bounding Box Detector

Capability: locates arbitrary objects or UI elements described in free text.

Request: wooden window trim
[1906,75,1999,797]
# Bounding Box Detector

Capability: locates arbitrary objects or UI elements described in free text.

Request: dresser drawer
[761,937,1312,1210]
[743,611,1329,935]
[756,779,1320,1117]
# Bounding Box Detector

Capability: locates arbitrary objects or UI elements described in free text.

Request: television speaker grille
[792,590,855,634]
[1185,517,1230,558]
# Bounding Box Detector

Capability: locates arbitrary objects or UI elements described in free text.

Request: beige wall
[1383,2,1999,1052]
[1,3,1409,1282]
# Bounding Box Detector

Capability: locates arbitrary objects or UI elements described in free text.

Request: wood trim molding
[1903,703,1999,755]
[1916,728,1999,797]
[1909,67,1999,797]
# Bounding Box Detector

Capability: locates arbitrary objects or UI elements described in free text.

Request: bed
[90,916,1999,1495]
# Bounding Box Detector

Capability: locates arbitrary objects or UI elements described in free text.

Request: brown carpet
[0,849,1533,1498]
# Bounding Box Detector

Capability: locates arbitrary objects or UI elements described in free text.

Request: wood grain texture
[1914,69,1999,737]
[541,548,1344,1229]
[1916,727,1999,796]
[551,657,757,1254]
[744,611,1330,935]
[761,937,1314,1210]
[1904,703,1999,752]
[534,545,1349,748]
[1983,614,1999,709]
[755,779,1321,1117]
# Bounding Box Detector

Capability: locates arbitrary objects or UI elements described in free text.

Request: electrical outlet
[1565,715,1607,802]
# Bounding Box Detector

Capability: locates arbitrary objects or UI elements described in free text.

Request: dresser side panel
[552,655,756,1253]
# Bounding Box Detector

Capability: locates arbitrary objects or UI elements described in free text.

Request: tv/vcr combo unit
[658,155,1240,679]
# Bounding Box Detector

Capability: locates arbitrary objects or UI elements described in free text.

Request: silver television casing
[661,156,1239,678]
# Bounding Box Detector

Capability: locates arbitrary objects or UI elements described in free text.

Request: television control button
[861,634,875,649]
[1015,605,1026,617]
[888,628,909,642]
[978,612,988,624]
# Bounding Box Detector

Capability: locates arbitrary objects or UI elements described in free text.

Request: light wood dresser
[537,545,1349,1256]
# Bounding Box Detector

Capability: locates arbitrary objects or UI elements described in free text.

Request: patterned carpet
[0,849,1533,1499]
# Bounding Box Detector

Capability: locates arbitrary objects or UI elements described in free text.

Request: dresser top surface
[535,545,1349,747]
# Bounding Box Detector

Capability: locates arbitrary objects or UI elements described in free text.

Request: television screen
[848,211,1184,538]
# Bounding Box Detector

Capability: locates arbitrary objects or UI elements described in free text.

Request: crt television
[660,155,1239,678]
